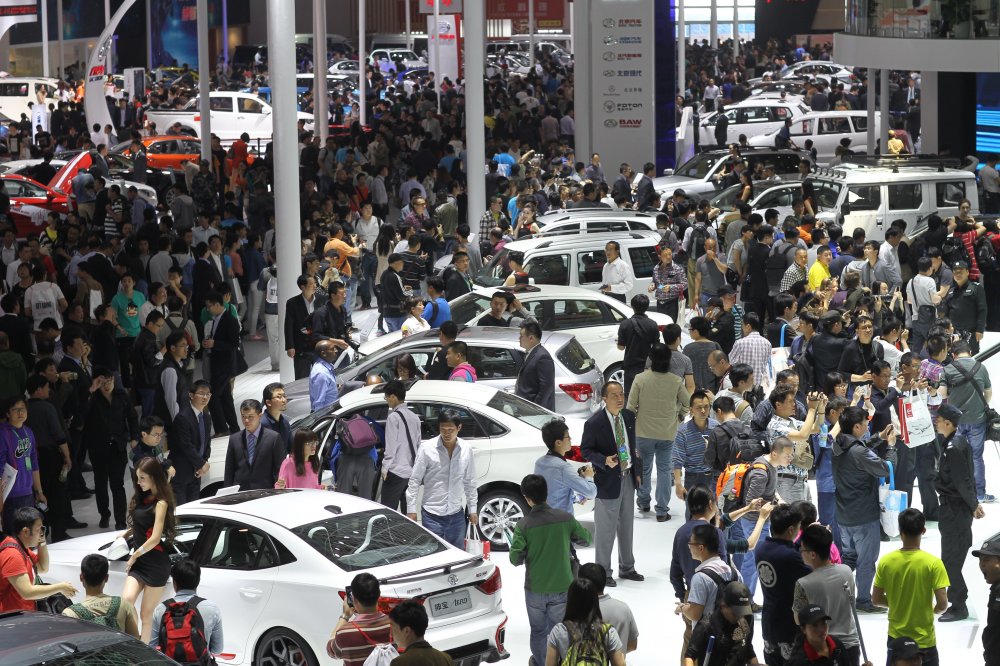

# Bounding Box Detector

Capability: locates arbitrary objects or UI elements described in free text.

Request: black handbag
[951,360,1000,441]
[0,540,72,613]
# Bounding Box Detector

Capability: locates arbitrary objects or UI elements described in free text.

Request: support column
[405,0,412,51]
[267,0,302,384]
[879,68,889,155]
[358,0,366,127]
[572,0,591,163]
[922,71,938,154]
[221,0,229,67]
[313,0,329,143]
[433,0,441,114]
[866,73,875,155]
[0,32,9,74]
[733,0,739,57]
[528,0,535,69]
[569,1,574,54]
[146,0,152,70]
[57,0,64,79]
[197,0,211,159]
[678,0,685,95]
[41,0,48,78]
[710,0,718,49]
[464,0,486,235]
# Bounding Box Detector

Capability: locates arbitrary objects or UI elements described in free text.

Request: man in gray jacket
[381,380,422,514]
[832,405,898,613]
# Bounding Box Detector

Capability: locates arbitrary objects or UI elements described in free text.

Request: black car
[0,610,181,665]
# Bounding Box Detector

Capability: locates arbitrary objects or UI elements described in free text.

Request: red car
[1,174,70,237]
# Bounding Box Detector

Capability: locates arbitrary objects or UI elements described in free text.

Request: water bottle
[819,422,829,447]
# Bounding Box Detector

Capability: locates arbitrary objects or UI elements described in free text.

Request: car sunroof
[201,489,299,505]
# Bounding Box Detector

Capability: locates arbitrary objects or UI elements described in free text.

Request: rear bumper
[432,610,508,666]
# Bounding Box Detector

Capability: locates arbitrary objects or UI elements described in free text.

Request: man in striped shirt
[328,573,393,666]
[672,390,718,520]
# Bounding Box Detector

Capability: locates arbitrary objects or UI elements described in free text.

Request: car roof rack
[840,154,961,172]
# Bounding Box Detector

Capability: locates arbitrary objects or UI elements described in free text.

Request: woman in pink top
[276,430,326,490]
[794,500,842,564]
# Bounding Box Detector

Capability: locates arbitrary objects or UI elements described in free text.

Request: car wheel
[255,627,318,666]
[163,186,177,208]
[478,489,527,551]
[605,363,624,386]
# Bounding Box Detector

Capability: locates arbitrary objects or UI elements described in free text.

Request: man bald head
[315,339,337,361]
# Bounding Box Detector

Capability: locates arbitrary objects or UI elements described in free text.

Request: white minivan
[0,77,60,121]
[749,111,885,164]
[699,99,809,147]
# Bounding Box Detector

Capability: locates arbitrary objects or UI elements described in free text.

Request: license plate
[428,589,472,617]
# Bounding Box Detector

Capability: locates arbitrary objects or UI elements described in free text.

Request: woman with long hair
[394,353,420,381]
[120,457,176,643]
[544,578,626,666]
[738,170,754,203]
[275,429,325,489]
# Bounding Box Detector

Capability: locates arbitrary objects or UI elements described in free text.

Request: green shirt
[509,503,592,594]
[111,290,146,338]
[873,548,949,648]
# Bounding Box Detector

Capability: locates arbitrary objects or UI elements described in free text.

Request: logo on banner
[605,36,643,45]
[607,85,617,94]
[88,65,106,82]
[602,51,616,62]
[602,17,616,28]
[620,119,643,128]
[605,102,645,113]
[603,101,616,113]
[603,70,617,78]
[615,70,643,77]
[604,119,619,128]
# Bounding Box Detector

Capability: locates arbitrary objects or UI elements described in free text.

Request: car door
[549,297,617,372]
[843,184,884,238]
[735,105,774,142]
[523,252,570,286]
[235,96,269,140]
[886,182,925,237]
[815,116,851,161]
[145,139,177,169]
[195,517,281,664]
[408,401,493,477]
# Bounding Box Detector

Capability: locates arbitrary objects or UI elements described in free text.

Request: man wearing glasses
[169,380,213,504]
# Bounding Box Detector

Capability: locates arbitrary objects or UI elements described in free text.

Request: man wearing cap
[785,605,864,666]
[942,260,986,354]
[933,402,985,622]
[886,637,924,666]
[684,581,759,666]
[972,537,1000,665]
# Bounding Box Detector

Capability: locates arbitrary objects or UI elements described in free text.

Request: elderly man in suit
[202,291,241,435]
[170,380,214,504]
[224,399,284,490]
[515,320,555,411]
[581,381,644,587]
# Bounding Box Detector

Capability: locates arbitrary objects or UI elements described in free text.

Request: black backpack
[700,565,739,616]
[765,242,795,293]
[689,224,711,260]
[941,236,971,267]
[976,233,1000,274]
[791,341,817,392]
[704,421,768,473]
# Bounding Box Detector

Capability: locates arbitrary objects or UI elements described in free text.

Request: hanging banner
[427,14,460,84]
[419,0,463,14]
[0,0,37,42]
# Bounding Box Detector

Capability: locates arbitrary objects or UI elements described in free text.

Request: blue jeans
[344,276,359,317]
[359,252,378,308]
[840,521,880,606]
[385,315,407,332]
[957,421,988,498]
[421,509,467,549]
[817,491,843,552]
[732,515,769,596]
[636,437,673,516]
[525,591,566,666]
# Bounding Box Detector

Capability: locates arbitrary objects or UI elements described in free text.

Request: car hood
[46,530,127,563]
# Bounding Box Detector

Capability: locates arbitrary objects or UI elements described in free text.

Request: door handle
[239,587,264,600]
[599,332,615,339]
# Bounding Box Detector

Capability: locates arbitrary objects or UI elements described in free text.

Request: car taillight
[338,590,422,614]
[477,567,502,595]
[564,446,586,463]
[560,383,593,403]
[193,115,200,121]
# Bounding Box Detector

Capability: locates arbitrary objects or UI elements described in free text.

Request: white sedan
[199,381,588,549]
[45,490,509,666]
[363,284,673,386]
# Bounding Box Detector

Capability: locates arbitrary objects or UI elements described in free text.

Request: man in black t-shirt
[617,294,659,398]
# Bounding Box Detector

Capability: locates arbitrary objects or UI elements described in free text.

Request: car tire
[605,363,624,386]
[255,627,319,666]
[477,488,528,552]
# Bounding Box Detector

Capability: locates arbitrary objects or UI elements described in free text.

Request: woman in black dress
[119,456,176,643]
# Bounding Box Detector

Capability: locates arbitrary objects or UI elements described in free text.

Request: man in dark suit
[170,380,213,504]
[58,329,94,498]
[202,292,241,434]
[0,293,34,369]
[191,242,223,317]
[634,162,656,211]
[443,251,473,301]
[284,274,318,380]
[515,321,555,411]
[223,399,284,490]
[581,381,644,587]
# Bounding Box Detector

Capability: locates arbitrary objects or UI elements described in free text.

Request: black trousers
[208,368,240,434]
[893,444,916,509]
[623,365,644,402]
[293,353,313,381]
[656,299,679,323]
[939,496,974,608]
[38,447,68,539]
[67,428,87,494]
[116,337,135,388]
[915,444,940,521]
[88,441,128,525]
[171,475,202,505]
[380,471,409,513]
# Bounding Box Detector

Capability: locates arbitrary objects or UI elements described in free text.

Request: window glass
[936,181,967,207]
[846,185,881,211]
[2,181,21,197]
[239,97,264,113]
[576,250,607,285]
[209,96,233,112]
[409,403,488,439]
[0,83,28,96]
[556,338,597,375]
[756,187,796,208]
[179,140,202,154]
[170,516,207,558]
[551,299,606,329]
[291,509,446,571]
[774,154,803,172]
[149,140,175,154]
[486,392,556,428]
[524,254,569,285]
[450,293,492,325]
[466,346,520,380]
[364,350,434,383]
[888,183,923,211]
[674,154,722,179]
[813,181,842,209]
[853,116,868,131]
[20,181,46,197]
[587,221,630,233]
[741,106,772,124]
[772,106,792,120]
[204,522,278,570]
[792,119,813,136]
[819,117,851,134]
[628,246,657,279]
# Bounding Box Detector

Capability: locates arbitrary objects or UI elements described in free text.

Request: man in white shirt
[601,241,634,304]
[406,410,478,549]
[907,256,941,355]
[878,228,904,290]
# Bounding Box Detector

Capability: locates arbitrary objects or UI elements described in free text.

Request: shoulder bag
[951,360,1000,442]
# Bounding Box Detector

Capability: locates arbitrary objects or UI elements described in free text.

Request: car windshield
[4,629,175,666]
[449,292,492,324]
[673,153,722,180]
[292,509,447,571]
[475,248,511,287]
[710,184,743,210]
[486,391,559,428]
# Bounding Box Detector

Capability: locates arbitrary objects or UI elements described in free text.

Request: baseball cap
[798,604,832,627]
[887,637,923,660]
[937,403,963,427]
[973,535,1000,558]
[722,581,753,616]
[953,260,970,271]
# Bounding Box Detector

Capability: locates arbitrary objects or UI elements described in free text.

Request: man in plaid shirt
[729,313,772,390]
[779,247,809,293]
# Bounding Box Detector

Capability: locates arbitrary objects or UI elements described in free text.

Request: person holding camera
[327,572,392,666]
[0,506,77,612]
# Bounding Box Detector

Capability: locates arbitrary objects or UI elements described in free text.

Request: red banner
[486,0,565,21]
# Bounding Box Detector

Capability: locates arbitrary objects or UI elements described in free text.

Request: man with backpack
[63,553,139,637]
[149,558,223,663]
[679,523,741,626]
[755,503,811,666]
[328,572,394,666]
[684,581,759,666]
[683,211,718,307]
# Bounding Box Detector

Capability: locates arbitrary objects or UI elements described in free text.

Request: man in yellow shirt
[808,245,833,291]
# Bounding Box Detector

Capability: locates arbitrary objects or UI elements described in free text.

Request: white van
[0,77,60,121]
[748,111,885,164]
[474,231,661,301]
[699,99,809,147]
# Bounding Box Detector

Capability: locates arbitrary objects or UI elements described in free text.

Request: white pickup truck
[145,91,313,144]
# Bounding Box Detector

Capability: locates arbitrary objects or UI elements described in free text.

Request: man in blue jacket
[535,419,597,515]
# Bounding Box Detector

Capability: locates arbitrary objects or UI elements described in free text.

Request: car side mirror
[662,169,674,177]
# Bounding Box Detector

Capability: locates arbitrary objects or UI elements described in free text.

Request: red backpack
[157,596,215,666]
